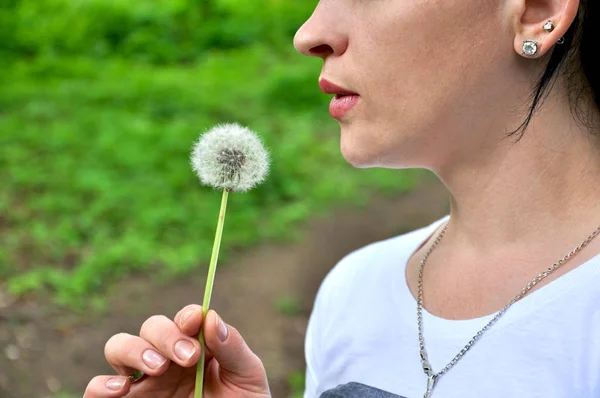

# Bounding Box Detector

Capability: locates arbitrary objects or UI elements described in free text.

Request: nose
[293,4,348,59]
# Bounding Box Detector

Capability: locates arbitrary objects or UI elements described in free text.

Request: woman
[84,0,600,396]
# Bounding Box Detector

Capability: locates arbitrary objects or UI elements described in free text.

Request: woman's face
[294,0,528,169]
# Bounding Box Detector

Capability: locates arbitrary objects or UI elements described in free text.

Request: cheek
[355,0,503,123]
[339,0,507,167]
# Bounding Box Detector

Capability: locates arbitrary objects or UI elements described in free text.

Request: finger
[83,376,131,398]
[139,315,202,368]
[203,310,270,394]
[104,333,170,377]
[173,304,204,336]
[173,305,215,363]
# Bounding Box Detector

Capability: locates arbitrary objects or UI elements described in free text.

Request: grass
[1,45,418,309]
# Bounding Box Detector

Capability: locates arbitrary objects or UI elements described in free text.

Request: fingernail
[174,339,196,361]
[106,377,126,391]
[142,349,167,369]
[180,309,196,328]
[216,314,229,342]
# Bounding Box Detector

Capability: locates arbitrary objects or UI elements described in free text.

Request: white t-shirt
[304,217,600,398]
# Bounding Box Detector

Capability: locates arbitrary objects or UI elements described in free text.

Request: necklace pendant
[423,374,437,398]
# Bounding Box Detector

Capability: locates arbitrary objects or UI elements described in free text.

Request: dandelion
[191,123,270,192]
[190,123,269,398]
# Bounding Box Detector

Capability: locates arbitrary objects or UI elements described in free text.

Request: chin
[339,122,432,169]
[339,134,379,169]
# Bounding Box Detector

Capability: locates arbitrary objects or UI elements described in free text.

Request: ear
[510,0,579,58]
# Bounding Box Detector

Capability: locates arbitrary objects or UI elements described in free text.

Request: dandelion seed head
[191,123,270,192]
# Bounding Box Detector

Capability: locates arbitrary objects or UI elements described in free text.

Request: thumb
[203,310,270,394]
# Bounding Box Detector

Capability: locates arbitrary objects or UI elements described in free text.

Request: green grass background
[0,0,417,309]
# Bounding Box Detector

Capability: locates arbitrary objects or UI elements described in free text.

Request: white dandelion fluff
[191,123,270,192]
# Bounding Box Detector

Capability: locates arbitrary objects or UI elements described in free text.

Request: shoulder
[322,218,447,294]
[313,216,448,312]
[303,217,448,395]
[303,216,448,392]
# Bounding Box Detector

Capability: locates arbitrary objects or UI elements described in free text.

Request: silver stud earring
[522,40,538,56]
[543,20,555,32]
[542,20,564,44]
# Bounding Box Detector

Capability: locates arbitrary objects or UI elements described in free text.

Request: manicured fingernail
[180,308,197,328]
[106,377,126,391]
[216,314,229,342]
[174,340,196,361]
[142,349,167,369]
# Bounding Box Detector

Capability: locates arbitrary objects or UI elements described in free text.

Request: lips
[319,79,358,96]
[319,78,360,119]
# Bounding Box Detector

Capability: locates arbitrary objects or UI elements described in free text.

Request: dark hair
[511,0,600,138]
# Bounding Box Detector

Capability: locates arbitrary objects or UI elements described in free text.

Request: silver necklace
[417,223,600,398]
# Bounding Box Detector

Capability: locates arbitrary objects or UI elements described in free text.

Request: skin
[83,306,269,397]
[86,0,600,395]
[294,0,600,319]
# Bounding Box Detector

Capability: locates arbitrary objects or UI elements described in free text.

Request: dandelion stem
[195,188,229,398]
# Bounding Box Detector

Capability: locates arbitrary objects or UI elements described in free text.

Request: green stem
[195,188,229,398]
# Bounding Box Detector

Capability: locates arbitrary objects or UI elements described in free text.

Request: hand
[84,305,271,398]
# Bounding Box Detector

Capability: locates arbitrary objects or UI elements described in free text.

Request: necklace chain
[417,223,600,398]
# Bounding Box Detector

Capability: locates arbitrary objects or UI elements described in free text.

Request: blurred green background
[1,0,416,308]
[0,1,428,396]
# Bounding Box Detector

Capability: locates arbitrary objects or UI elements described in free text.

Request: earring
[542,20,564,44]
[543,20,555,32]
[522,40,538,56]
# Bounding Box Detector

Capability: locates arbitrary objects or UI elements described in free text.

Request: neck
[436,88,600,249]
